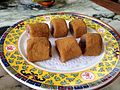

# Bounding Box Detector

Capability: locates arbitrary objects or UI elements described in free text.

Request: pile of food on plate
[26,18,103,63]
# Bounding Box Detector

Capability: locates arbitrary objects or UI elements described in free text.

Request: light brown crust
[69,19,87,38]
[79,33,103,56]
[27,37,51,62]
[55,37,82,63]
[27,23,50,38]
[51,18,68,38]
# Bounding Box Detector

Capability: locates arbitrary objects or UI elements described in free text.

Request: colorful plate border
[0,12,120,90]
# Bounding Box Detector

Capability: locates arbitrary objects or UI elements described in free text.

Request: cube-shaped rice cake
[27,23,50,38]
[79,33,103,56]
[69,19,87,38]
[27,37,51,62]
[51,18,68,38]
[55,37,82,63]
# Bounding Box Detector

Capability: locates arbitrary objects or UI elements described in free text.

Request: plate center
[18,24,105,73]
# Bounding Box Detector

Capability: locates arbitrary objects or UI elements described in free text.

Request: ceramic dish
[0,12,120,90]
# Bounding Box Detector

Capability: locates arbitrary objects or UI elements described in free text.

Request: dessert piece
[55,37,82,62]
[79,33,102,56]
[69,19,87,38]
[51,18,68,38]
[26,23,50,38]
[27,37,51,62]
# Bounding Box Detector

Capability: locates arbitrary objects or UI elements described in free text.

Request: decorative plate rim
[0,12,120,90]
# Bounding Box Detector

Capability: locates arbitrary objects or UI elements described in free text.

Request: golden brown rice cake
[69,19,87,38]
[27,23,50,38]
[79,33,102,56]
[51,18,68,38]
[27,37,51,62]
[55,37,82,63]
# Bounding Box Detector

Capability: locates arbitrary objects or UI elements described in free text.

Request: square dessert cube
[55,37,82,62]
[27,37,51,62]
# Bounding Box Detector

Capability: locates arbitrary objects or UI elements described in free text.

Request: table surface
[0,0,120,90]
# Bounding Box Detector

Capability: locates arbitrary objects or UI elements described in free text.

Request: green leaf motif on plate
[22,66,28,70]
[16,61,22,64]
[41,84,57,89]
[9,38,13,42]
[45,80,53,85]
[71,73,79,77]
[106,67,112,72]
[14,51,19,55]
[89,82,98,86]
[7,35,11,38]
[12,34,17,36]
[99,63,104,67]
[104,37,110,42]
[96,80,102,84]
[108,57,113,61]
[111,37,116,41]
[98,68,105,72]
[41,84,50,89]
[11,41,16,44]
[103,58,108,61]
[105,62,111,66]
[60,80,67,85]
[23,61,29,65]
[76,79,82,84]
[14,36,19,39]
[66,78,74,82]
[43,74,50,79]
[59,74,66,79]
[97,73,105,77]
[9,59,14,63]
[50,86,57,89]
[30,68,37,72]
[10,54,16,58]
[5,41,10,44]
[6,52,10,56]
[54,76,60,81]
[38,70,43,75]
[16,30,20,33]
[48,73,55,77]
[17,56,23,60]
[111,61,116,65]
